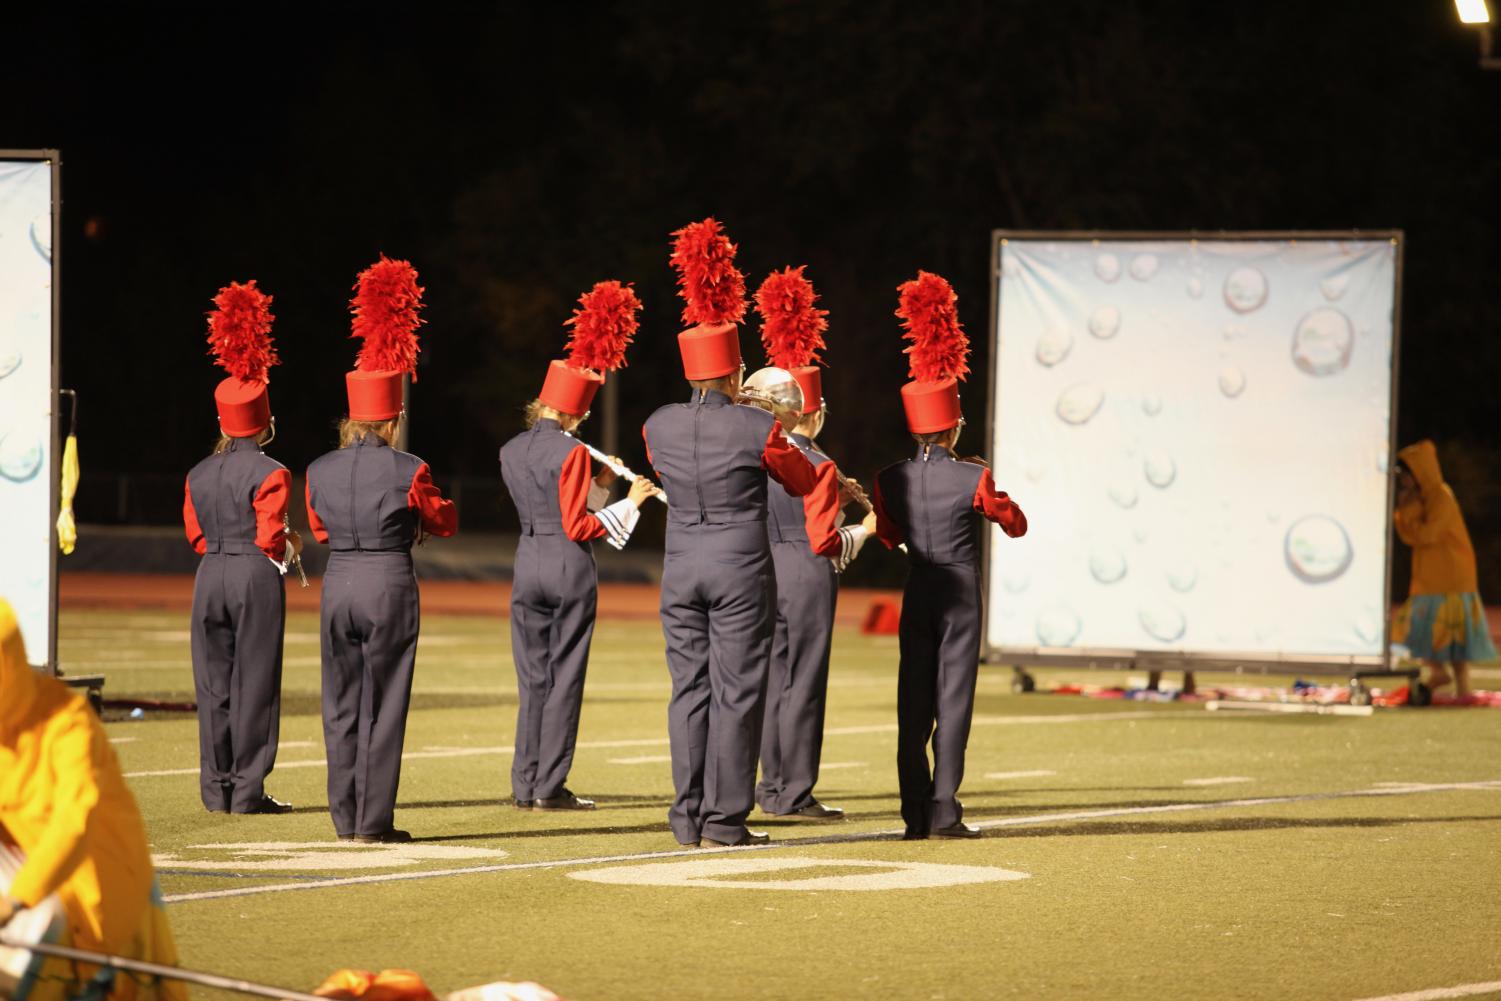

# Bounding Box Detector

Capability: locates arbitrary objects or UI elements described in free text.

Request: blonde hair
[338,417,400,448]
[912,424,962,450]
[523,399,583,431]
[212,426,275,454]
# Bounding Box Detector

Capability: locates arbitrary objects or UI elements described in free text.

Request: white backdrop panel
[0,160,55,666]
[986,235,1398,662]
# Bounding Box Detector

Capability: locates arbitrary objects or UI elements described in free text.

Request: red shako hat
[206,280,278,437]
[347,255,424,422]
[669,218,747,380]
[896,271,970,434]
[538,280,642,415]
[754,265,829,416]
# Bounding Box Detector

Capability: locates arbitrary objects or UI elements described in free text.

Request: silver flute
[582,443,669,506]
[284,514,309,587]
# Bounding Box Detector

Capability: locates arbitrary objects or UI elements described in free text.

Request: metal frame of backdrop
[981,229,1404,676]
[0,149,62,672]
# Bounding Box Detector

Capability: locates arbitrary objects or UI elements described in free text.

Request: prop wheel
[1011,669,1036,694]
[1348,682,1372,707]
[1409,682,1433,707]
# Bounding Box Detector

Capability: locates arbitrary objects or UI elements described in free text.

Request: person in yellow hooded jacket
[1391,441,1497,699]
[0,598,186,1001]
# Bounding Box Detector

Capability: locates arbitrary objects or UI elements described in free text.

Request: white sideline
[126,710,1170,779]
[159,778,1501,904]
[1352,980,1501,1001]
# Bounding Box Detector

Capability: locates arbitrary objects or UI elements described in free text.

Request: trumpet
[582,443,669,506]
[283,514,309,588]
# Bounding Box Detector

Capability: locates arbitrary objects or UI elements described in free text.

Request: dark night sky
[7,2,1501,588]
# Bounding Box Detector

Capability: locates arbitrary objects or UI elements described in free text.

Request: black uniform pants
[509,534,597,801]
[660,522,774,845]
[897,561,982,834]
[320,550,420,838]
[189,553,286,812]
[757,542,837,815]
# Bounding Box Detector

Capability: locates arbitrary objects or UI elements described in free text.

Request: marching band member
[500,280,661,812]
[306,256,457,843]
[746,266,876,822]
[182,280,297,815]
[643,219,823,848]
[871,272,1028,841]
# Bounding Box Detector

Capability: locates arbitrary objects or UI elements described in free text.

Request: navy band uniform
[756,431,849,817]
[873,445,1026,836]
[500,418,642,806]
[183,437,292,813]
[306,432,457,839]
[643,389,819,845]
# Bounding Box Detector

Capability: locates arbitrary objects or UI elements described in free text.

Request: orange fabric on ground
[315,969,440,1001]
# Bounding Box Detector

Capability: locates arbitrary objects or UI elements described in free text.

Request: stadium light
[1455,0,1501,69]
[1455,0,1490,24]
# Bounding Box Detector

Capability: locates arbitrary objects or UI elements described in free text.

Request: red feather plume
[669,217,747,327]
[206,280,278,382]
[754,266,827,370]
[896,271,969,382]
[564,280,642,372]
[350,254,425,379]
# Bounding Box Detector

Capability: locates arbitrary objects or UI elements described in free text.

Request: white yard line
[159,778,1501,904]
[127,709,1174,779]
[984,770,1057,780]
[608,755,674,765]
[1182,776,1253,787]
[1352,980,1501,1001]
[826,710,1165,737]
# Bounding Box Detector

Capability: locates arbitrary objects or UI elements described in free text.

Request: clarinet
[581,443,669,506]
[284,514,309,588]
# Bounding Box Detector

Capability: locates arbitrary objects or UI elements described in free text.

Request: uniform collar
[689,388,733,406]
[225,435,262,454]
[790,432,814,449]
[354,432,391,449]
[916,443,953,462]
[535,417,562,433]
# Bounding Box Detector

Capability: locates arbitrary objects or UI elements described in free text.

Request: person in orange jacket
[0,598,187,1001]
[1392,440,1497,698]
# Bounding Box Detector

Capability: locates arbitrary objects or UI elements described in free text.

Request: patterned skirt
[1392,592,1498,664]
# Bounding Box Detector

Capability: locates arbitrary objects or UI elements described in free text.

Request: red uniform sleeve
[559,445,609,543]
[305,478,330,544]
[803,462,844,558]
[407,462,458,537]
[762,423,819,497]
[183,474,206,555]
[641,425,656,475]
[252,468,292,561]
[974,468,1027,538]
[871,477,906,550]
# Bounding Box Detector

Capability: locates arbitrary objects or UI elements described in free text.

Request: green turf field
[70,607,1501,1001]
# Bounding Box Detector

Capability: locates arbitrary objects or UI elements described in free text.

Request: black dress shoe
[533,789,595,811]
[903,828,929,841]
[790,801,845,820]
[933,822,982,839]
[235,794,292,815]
[514,798,535,810]
[340,828,413,844]
[699,830,771,848]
